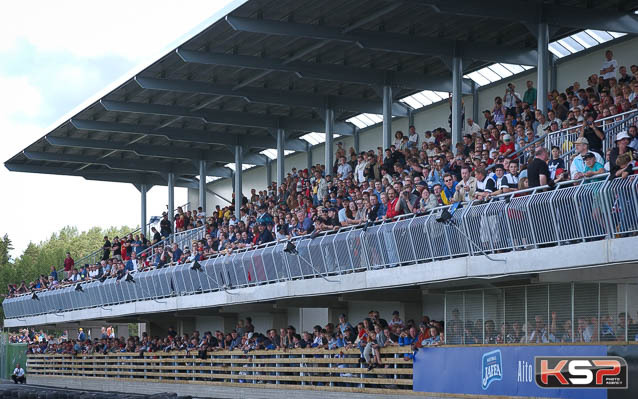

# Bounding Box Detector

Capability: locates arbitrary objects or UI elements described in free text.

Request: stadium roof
[6,0,638,188]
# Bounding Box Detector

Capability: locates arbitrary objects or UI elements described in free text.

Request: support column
[234,145,243,220]
[550,55,558,92]
[276,128,285,187]
[198,159,206,215]
[472,81,479,123]
[167,172,175,228]
[353,128,360,154]
[451,55,463,151]
[306,144,313,171]
[324,108,334,176]
[537,22,549,114]
[266,158,272,188]
[140,184,147,237]
[382,85,392,150]
[407,109,415,128]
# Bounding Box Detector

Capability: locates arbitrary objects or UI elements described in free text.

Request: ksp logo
[481,349,503,390]
[535,356,628,389]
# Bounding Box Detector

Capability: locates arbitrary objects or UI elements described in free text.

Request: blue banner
[413,345,608,398]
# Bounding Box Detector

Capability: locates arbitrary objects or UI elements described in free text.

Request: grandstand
[4,0,638,398]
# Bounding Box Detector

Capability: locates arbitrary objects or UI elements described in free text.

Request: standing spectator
[77,328,86,342]
[102,236,111,261]
[503,83,521,116]
[464,118,481,137]
[600,49,618,84]
[580,112,605,156]
[527,147,553,188]
[159,212,172,238]
[63,252,74,278]
[523,80,537,108]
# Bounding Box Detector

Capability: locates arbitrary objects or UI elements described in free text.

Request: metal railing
[27,347,413,392]
[4,174,638,320]
[491,109,638,171]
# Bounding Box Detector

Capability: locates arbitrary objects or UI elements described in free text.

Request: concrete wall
[188,37,638,213]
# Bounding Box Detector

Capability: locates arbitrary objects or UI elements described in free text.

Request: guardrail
[4,174,638,319]
[27,347,413,394]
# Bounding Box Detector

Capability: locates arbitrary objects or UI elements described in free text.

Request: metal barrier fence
[4,175,638,320]
[27,347,413,393]
[445,282,638,345]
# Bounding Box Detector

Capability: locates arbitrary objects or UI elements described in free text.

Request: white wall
[184,38,638,212]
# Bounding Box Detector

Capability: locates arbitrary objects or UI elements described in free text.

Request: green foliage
[0,226,135,320]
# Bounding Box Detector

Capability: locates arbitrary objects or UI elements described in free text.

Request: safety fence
[4,174,638,319]
[26,347,413,394]
[445,282,638,345]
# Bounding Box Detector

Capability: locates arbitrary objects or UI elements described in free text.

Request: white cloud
[0,1,233,256]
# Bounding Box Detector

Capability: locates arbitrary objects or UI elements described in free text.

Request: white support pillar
[324,108,334,176]
[266,158,272,188]
[167,172,175,228]
[234,145,243,220]
[276,128,285,187]
[140,184,147,237]
[198,159,206,215]
[382,85,392,150]
[306,144,313,171]
[472,81,479,123]
[451,55,463,151]
[537,22,549,114]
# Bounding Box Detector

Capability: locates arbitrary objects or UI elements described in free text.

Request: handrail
[6,174,637,316]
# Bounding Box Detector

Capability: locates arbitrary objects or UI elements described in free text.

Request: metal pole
[306,144,313,171]
[167,172,175,228]
[199,159,206,215]
[550,55,558,92]
[276,128,285,187]
[382,85,392,150]
[266,158,272,188]
[537,22,549,114]
[451,55,463,151]
[324,107,334,176]
[234,145,243,220]
[472,81,479,123]
[407,108,415,128]
[140,184,147,237]
[353,128,360,154]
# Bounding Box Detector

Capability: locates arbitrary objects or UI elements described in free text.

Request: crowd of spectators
[25,311,444,370]
[5,50,638,299]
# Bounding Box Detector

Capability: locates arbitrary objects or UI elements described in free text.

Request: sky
[0,0,235,258]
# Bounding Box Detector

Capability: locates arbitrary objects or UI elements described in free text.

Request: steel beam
[139,184,148,237]
[266,158,272,188]
[414,0,638,34]
[537,22,549,114]
[306,144,313,171]
[44,135,268,165]
[276,128,285,187]
[234,145,242,219]
[382,85,392,150]
[135,76,409,117]
[101,100,355,136]
[472,81,479,122]
[4,162,199,188]
[227,16,537,65]
[451,55,463,150]
[70,119,307,151]
[199,159,207,214]
[22,150,203,176]
[324,108,335,175]
[167,172,175,227]
[177,49,473,93]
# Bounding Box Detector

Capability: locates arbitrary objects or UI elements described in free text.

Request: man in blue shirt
[170,243,182,263]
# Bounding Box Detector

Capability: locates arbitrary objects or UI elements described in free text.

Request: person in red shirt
[499,134,515,157]
[385,189,402,219]
[63,252,74,279]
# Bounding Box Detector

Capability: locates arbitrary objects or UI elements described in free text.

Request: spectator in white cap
[499,134,515,157]
[609,131,635,178]
[571,137,604,180]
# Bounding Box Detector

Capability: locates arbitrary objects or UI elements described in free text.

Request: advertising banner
[413,345,625,399]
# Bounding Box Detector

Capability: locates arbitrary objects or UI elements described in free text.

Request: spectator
[523,80,537,108]
[579,112,605,156]
[159,213,172,238]
[609,131,635,178]
[63,252,74,278]
[571,137,605,179]
[503,83,521,116]
[600,49,618,83]
[527,147,553,188]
